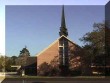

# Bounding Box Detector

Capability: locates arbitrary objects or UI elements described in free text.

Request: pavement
[1,77,110,83]
[1,79,110,83]
[0,72,5,83]
[1,72,110,83]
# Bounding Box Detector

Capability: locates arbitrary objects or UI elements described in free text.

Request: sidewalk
[0,72,5,83]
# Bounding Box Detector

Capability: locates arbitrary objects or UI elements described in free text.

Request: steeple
[59,5,68,37]
[61,5,66,28]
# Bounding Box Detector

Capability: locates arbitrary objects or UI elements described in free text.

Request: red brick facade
[37,40,59,67]
[36,36,82,70]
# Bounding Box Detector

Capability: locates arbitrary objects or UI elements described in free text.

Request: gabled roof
[60,35,81,47]
[36,35,81,56]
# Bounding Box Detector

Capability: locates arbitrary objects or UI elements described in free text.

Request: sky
[6,5,104,56]
[0,0,109,56]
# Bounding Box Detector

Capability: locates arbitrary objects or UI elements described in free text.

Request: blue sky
[6,5,104,56]
[0,0,109,55]
[1,0,109,5]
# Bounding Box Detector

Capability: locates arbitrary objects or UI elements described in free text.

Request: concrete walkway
[2,76,110,83]
[0,72,5,83]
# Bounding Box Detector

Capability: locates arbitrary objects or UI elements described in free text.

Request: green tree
[11,56,17,65]
[16,46,30,66]
[5,56,13,72]
[80,22,105,65]
[0,55,5,72]
[19,46,30,57]
[37,62,52,76]
[80,22,105,75]
[38,56,61,76]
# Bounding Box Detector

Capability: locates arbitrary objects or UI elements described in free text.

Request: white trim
[61,35,80,47]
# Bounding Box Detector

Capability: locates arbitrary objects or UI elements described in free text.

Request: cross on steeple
[59,5,68,37]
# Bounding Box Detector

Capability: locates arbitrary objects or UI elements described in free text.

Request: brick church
[35,6,83,76]
[25,6,83,76]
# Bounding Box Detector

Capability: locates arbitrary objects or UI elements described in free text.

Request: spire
[59,5,68,37]
[61,5,66,28]
[25,45,27,48]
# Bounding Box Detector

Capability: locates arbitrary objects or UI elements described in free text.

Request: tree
[38,56,60,76]
[50,56,60,76]
[80,22,105,65]
[19,46,30,57]
[11,56,17,65]
[5,56,14,72]
[37,62,52,76]
[16,46,30,66]
[0,55,5,72]
[80,22,105,75]
[68,45,82,76]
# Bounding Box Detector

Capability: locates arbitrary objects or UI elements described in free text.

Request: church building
[36,6,83,76]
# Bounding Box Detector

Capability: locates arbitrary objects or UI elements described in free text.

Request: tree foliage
[37,56,60,76]
[5,56,13,71]
[16,47,30,66]
[19,47,30,57]
[37,62,52,76]
[4,47,31,72]
[80,22,105,66]
[0,55,5,72]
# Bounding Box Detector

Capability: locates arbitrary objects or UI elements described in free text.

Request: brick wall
[36,37,83,71]
[37,41,59,67]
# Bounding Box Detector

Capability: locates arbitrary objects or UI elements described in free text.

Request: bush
[37,62,60,76]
